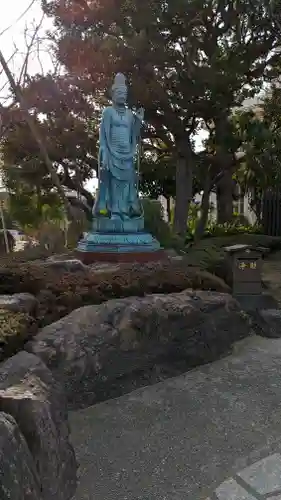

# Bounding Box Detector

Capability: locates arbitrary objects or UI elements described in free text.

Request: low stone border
[25,290,251,410]
[0,351,77,500]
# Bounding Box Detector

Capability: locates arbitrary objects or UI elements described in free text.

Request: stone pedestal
[76,215,165,264]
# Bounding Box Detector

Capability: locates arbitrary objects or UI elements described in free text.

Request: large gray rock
[0,292,37,314]
[45,257,87,272]
[0,412,43,500]
[0,351,77,500]
[26,290,251,409]
[256,308,281,338]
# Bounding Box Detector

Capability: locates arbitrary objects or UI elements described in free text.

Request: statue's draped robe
[94,106,142,219]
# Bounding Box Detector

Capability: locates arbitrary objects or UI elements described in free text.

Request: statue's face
[113,86,127,105]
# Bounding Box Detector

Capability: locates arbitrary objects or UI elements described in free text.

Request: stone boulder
[0,293,37,314]
[45,257,87,272]
[26,290,251,409]
[0,351,77,500]
[255,308,281,338]
[0,412,43,500]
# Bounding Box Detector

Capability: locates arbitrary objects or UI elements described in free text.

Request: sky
[0,0,54,103]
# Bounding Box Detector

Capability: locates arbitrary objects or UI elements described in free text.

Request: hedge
[0,259,230,327]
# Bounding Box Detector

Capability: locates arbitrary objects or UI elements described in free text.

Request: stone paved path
[69,335,281,500]
[206,250,281,500]
[208,453,281,499]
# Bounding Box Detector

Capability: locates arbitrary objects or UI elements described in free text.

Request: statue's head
[111,73,127,105]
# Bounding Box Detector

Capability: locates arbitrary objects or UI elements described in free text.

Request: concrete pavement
[69,335,281,500]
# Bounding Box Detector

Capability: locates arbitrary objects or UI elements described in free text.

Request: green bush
[39,261,229,324]
[0,309,37,361]
[201,233,281,251]
[205,221,262,238]
[185,212,262,242]
[142,198,185,251]
[184,206,263,242]
[185,233,281,285]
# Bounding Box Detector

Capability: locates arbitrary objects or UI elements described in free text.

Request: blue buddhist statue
[76,72,162,261]
[93,73,144,220]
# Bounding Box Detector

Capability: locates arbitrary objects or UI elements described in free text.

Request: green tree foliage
[8,190,64,230]
[232,85,281,221]
[1,0,280,237]
[1,73,99,212]
[41,0,280,233]
[139,139,176,200]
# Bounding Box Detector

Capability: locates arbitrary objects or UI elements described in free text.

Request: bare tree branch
[0,49,73,220]
[0,2,58,110]
[0,0,37,37]
[18,13,46,85]
[0,3,60,144]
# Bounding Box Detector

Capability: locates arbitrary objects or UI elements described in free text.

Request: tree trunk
[214,114,234,224]
[167,197,172,223]
[173,143,193,236]
[194,175,211,242]
[216,169,233,223]
[250,189,262,224]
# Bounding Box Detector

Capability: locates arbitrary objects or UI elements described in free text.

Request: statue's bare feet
[121,214,130,220]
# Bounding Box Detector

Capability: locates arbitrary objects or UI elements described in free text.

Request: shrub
[37,262,229,324]
[202,233,281,251]
[184,208,263,243]
[0,309,37,361]
[142,198,185,251]
[205,221,262,238]
[0,263,48,295]
[185,233,281,285]
[185,240,226,268]
[33,223,66,252]
[0,258,230,325]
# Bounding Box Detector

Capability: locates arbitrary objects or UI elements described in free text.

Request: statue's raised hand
[135,107,144,122]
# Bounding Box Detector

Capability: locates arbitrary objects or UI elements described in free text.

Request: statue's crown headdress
[112,72,127,91]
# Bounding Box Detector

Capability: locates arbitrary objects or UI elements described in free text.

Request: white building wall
[158,195,171,222]
[159,192,257,225]
[193,191,257,224]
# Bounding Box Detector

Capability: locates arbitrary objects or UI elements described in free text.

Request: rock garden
[1,233,281,499]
